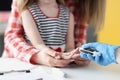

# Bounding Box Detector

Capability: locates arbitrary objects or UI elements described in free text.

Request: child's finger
[71,54,80,59]
[61,48,79,59]
[61,52,74,59]
[50,52,62,59]
[45,48,58,56]
[61,54,72,59]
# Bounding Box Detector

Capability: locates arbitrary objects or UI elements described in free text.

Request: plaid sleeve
[74,23,88,47]
[2,0,39,63]
[65,0,88,47]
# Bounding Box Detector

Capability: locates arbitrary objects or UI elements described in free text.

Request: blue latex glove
[80,42,119,66]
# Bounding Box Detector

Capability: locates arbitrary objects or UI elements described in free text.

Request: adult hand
[31,51,74,67]
[80,42,119,66]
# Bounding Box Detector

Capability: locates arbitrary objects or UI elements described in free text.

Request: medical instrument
[79,47,101,57]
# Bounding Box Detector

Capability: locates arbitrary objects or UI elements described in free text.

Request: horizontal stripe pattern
[24,3,69,51]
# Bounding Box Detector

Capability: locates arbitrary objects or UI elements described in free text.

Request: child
[3,0,76,67]
[21,0,76,64]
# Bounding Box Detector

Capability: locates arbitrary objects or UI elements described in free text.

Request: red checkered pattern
[2,0,39,63]
[65,0,87,47]
[2,0,87,63]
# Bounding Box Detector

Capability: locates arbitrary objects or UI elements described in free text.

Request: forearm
[66,47,75,52]
[2,0,40,63]
[116,48,120,63]
[4,31,39,63]
[35,44,60,58]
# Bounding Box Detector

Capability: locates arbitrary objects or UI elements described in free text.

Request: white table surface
[61,62,120,80]
[0,58,120,80]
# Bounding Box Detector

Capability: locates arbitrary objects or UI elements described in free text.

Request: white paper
[0,58,67,80]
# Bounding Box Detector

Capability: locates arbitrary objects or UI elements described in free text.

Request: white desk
[0,58,120,80]
[61,63,120,80]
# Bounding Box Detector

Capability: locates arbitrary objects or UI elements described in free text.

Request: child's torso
[24,3,70,52]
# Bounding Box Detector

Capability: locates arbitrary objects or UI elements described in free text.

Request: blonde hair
[16,0,64,13]
[75,0,106,33]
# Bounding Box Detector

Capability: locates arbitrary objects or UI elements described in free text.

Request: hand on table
[31,47,91,67]
[31,51,74,67]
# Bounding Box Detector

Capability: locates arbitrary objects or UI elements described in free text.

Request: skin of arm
[60,13,75,59]
[21,10,45,48]
[65,13,75,52]
[21,9,59,58]
[61,13,80,59]
[115,48,120,63]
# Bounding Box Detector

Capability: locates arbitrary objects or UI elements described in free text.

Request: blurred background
[0,0,120,57]
[98,0,120,46]
[0,0,12,56]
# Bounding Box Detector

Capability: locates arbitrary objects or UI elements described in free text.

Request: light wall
[98,0,120,45]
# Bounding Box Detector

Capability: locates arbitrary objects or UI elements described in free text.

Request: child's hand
[31,51,73,67]
[61,48,80,60]
[41,48,62,59]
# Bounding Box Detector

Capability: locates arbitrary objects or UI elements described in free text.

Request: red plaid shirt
[2,0,39,63]
[2,0,87,63]
[65,0,87,47]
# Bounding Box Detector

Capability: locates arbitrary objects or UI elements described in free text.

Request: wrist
[35,44,48,50]
[30,52,42,64]
[115,48,120,64]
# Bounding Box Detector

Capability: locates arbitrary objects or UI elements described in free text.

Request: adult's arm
[2,0,39,63]
[80,42,119,66]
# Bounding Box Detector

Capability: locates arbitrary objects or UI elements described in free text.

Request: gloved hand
[80,42,119,66]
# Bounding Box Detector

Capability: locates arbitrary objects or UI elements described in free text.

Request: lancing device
[79,48,101,57]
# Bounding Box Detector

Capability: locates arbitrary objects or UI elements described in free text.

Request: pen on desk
[35,78,43,80]
[0,69,30,75]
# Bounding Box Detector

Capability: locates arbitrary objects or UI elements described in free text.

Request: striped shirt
[24,3,70,52]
